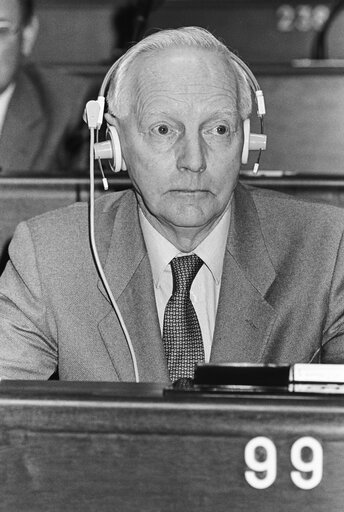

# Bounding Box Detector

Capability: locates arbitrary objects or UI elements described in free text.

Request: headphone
[85,48,267,176]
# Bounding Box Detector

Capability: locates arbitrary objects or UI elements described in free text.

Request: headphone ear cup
[121,155,127,171]
[108,124,127,171]
[106,125,124,173]
[93,124,127,172]
[241,118,250,164]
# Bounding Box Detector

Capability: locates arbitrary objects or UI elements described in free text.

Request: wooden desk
[0,380,343,511]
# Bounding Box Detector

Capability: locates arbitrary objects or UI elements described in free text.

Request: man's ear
[21,15,39,57]
[104,112,120,130]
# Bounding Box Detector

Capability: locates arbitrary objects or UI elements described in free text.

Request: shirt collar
[139,199,232,287]
[139,210,179,287]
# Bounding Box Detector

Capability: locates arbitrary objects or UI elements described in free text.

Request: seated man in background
[0,0,93,174]
[0,26,344,383]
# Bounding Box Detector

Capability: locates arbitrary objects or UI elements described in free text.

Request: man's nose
[176,133,206,173]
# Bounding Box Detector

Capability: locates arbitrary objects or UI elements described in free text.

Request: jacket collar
[211,182,277,363]
[97,191,169,383]
[228,182,276,296]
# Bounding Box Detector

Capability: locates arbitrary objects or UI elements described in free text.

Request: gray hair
[106,26,252,120]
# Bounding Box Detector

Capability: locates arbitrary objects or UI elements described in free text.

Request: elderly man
[0,26,344,382]
[0,0,92,173]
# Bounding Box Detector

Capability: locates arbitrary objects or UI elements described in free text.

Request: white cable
[88,127,139,383]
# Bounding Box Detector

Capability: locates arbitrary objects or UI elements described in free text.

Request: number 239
[244,436,323,490]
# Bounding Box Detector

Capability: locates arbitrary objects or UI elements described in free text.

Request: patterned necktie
[163,254,205,383]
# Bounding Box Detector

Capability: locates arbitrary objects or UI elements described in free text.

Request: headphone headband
[97,46,266,122]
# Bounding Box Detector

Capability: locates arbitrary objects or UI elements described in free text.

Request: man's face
[114,47,244,243]
[0,0,24,94]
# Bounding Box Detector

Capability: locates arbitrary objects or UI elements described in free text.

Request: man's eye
[205,124,231,137]
[152,124,171,136]
[215,125,229,135]
[0,26,11,37]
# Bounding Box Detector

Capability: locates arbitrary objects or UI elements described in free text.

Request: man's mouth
[169,189,209,194]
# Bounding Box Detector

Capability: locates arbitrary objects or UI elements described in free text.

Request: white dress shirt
[0,83,15,138]
[139,203,231,362]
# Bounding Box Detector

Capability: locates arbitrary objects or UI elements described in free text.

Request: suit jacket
[0,183,344,382]
[0,63,94,174]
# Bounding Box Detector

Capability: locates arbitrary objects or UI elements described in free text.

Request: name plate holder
[165,363,344,395]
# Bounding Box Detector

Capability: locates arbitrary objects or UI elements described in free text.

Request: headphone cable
[88,120,140,383]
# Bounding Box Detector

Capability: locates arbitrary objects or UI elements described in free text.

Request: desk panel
[0,381,342,511]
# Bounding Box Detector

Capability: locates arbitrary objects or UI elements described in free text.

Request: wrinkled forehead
[126,47,239,115]
[0,0,21,23]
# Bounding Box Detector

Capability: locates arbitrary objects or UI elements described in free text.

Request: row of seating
[1,174,344,274]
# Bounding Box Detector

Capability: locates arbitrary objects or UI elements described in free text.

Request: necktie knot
[170,254,203,293]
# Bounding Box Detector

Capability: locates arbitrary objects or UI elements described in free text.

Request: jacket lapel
[97,191,169,382]
[0,68,46,172]
[211,183,278,363]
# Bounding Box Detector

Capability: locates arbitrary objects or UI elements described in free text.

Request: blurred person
[0,0,92,174]
[0,27,344,382]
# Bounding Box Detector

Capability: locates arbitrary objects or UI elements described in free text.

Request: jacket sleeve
[0,222,58,379]
[322,229,344,362]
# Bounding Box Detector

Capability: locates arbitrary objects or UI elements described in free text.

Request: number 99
[244,436,323,489]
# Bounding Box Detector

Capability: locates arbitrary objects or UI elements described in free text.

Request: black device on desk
[165,362,344,395]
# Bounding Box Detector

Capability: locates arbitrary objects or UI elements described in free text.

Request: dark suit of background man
[0,0,92,174]
[0,26,344,382]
